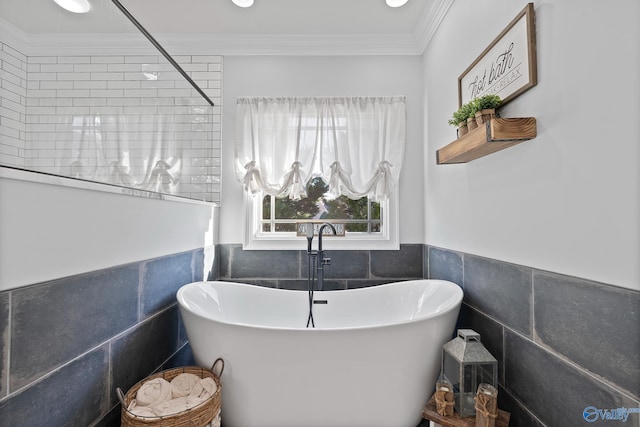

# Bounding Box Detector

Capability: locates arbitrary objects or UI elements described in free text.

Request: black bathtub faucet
[305,222,337,328]
[316,222,337,291]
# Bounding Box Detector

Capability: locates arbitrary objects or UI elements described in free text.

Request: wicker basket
[117,358,224,427]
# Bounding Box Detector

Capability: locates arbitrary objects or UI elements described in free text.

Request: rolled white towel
[129,405,158,419]
[187,377,218,405]
[151,397,190,417]
[135,378,172,406]
[127,400,159,419]
[170,373,201,398]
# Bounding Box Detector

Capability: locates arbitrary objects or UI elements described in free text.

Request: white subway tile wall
[0,42,27,167]
[0,42,222,202]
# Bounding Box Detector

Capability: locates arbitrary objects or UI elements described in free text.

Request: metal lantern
[441,329,498,418]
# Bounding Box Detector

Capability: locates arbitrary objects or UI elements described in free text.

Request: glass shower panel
[0,0,221,202]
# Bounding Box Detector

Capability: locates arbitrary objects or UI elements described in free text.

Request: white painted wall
[220,55,424,246]
[0,170,217,291]
[423,0,640,290]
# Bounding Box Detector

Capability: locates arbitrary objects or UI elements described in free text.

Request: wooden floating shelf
[436,117,537,165]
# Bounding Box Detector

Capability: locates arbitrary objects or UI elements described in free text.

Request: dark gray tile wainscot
[428,245,640,427]
[463,254,532,336]
[10,264,139,390]
[534,271,640,399]
[0,247,209,427]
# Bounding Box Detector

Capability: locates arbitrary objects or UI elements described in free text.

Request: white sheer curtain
[235,96,405,201]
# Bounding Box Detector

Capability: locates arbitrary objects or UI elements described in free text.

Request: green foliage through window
[261,177,381,233]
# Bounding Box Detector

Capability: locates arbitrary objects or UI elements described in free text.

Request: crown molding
[1,0,454,58]
[162,33,422,56]
[1,32,421,57]
[0,18,157,56]
[13,34,159,57]
[0,18,29,54]
[414,0,455,53]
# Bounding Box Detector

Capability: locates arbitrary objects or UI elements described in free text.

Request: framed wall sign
[458,3,537,107]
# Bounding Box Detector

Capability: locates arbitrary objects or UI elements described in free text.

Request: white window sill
[242,234,399,251]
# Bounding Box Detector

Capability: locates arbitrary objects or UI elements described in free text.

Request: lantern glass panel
[442,351,461,393]
[477,363,496,387]
[463,363,497,392]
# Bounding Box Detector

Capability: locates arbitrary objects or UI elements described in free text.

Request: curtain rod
[111,0,215,107]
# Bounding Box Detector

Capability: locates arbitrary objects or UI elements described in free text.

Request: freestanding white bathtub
[177,279,463,427]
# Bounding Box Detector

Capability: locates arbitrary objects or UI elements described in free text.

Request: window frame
[242,190,399,250]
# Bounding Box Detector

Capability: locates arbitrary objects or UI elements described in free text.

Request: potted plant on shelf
[473,94,502,126]
[449,103,476,138]
[448,103,473,138]
[466,101,479,131]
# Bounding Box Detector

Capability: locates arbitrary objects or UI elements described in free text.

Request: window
[236,96,404,250]
[261,177,381,233]
[243,181,398,250]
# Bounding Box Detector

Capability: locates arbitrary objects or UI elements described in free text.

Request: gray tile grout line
[5,292,12,397]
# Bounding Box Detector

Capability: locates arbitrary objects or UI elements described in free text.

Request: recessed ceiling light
[53,0,91,13]
[386,0,409,7]
[232,0,254,7]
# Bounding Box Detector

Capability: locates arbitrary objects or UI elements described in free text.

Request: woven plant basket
[117,358,224,427]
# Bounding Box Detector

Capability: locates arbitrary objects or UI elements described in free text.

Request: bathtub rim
[177,279,463,332]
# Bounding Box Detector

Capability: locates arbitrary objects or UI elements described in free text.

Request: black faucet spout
[317,223,337,291]
[317,222,337,252]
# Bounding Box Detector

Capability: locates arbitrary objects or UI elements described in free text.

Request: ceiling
[0,0,453,55]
